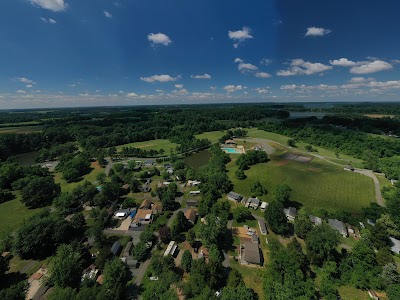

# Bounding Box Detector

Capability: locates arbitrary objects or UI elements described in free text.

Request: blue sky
[0,0,400,108]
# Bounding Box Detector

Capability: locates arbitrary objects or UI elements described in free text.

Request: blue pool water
[222,148,240,154]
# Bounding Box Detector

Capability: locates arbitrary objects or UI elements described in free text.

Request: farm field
[115,139,178,154]
[0,193,45,236]
[226,154,375,213]
[0,125,43,134]
[54,161,105,193]
[195,130,226,143]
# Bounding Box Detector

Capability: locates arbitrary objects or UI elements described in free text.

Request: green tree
[181,250,193,272]
[264,201,290,235]
[294,211,313,239]
[250,180,267,196]
[306,223,340,266]
[103,258,129,299]
[70,212,86,230]
[48,244,83,288]
[387,284,400,300]
[273,184,292,205]
[96,172,107,184]
[47,287,76,300]
[21,176,60,208]
[187,228,196,247]
[232,206,251,223]
[287,139,296,147]
[235,169,246,180]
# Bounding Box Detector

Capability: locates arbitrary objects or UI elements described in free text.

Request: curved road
[242,138,385,207]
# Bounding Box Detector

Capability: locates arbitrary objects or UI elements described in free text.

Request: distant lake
[289,112,327,119]
[15,152,38,166]
[183,150,211,170]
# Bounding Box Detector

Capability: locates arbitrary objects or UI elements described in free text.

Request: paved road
[133,257,152,286]
[241,137,385,206]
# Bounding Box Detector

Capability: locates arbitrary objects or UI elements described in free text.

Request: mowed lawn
[227,155,375,213]
[54,161,105,193]
[0,194,45,236]
[115,139,178,154]
[195,130,226,143]
[0,125,43,134]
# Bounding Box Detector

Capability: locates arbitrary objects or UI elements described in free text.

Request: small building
[134,209,154,224]
[240,242,262,266]
[185,208,197,224]
[186,200,198,208]
[81,265,99,282]
[187,180,201,187]
[260,202,268,211]
[140,184,151,193]
[152,203,163,214]
[368,290,379,300]
[111,241,122,256]
[225,139,237,145]
[328,219,348,237]
[189,191,201,196]
[164,241,178,257]
[309,215,322,226]
[284,207,297,221]
[391,179,398,186]
[390,237,400,254]
[247,197,260,210]
[343,165,354,171]
[144,160,156,167]
[227,191,243,202]
[252,145,262,151]
[258,219,267,235]
[140,199,152,209]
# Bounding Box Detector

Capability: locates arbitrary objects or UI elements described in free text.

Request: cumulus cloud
[228,27,253,47]
[16,77,36,84]
[234,58,258,73]
[147,33,172,46]
[140,74,180,83]
[175,84,184,89]
[172,89,189,95]
[223,85,244,93]
[126,93,139,97]
[16,90,27,94]
[330,58,394,74]
[277,59,332,76]
[305,27,331,37]
[29,0,67,12]
[191,74,211,79]
[260,58,272,66]
[255,72,272,78]
[254,88,269,94]
[350,60,393,74]
[104,10,112,18]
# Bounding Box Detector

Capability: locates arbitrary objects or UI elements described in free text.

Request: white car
[149,276,159,281]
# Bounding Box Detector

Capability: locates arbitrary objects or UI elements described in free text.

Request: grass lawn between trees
[115,139,179,154]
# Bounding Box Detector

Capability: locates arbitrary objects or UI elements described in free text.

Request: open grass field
[195,130,226,143]
[338,286,388,300]
[54,161,105,193]
[115,139,178,154]
[226,153,375,213]
[245,128,364,167]
[0,125,43,134]
[0,193,45,236]
[230,260,265,298]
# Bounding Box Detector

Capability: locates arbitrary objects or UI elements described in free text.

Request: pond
[183,150,211,170]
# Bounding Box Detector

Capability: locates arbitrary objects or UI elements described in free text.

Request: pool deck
[221,145,246,154]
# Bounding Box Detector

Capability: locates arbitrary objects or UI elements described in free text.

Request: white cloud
[29,0,67,12]
[140,74,180,83]
[277,59,332,76]
[26,85,33,88]
[349,77,374,83]
[147,33,172,46]
[260,58,272,66]
[228,27,253,47]
[191,74,211,79]
[305,27,331,37]
[104,10,112,18]
[234,58,243,63]
[223,85,244,93]
[255,72,272,78]
[172,89,189,95]
[210,86,217,91]
[16,90,27,94]
[16,77,36,84]
[175,84,184,89]
[254,88,269,94]
[329,58,357,66]
[41,17,56,24]
[350,60,393,74]
[126,93,139,97]
[238,62,258,72]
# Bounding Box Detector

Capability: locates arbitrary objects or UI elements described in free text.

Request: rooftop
[243,242,261,265]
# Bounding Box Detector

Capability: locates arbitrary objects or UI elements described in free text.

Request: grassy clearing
[54,161,105,193]
[338,286,388,300]
[0,121,41,126]
[115,139,179,154]
[0,125,43,134]
[227,154,375,213]
[230,260,265,299]
[245,128,364,166]
[0,193,45,236]
[195,130,226,143]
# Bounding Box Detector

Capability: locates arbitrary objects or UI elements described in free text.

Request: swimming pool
[221,148,241,154]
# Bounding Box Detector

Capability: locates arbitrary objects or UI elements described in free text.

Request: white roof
[164,241,176,256]
[189,191,201,194]
[260,202,268,209]
[145,214,152,220]
[115,212,127,217]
